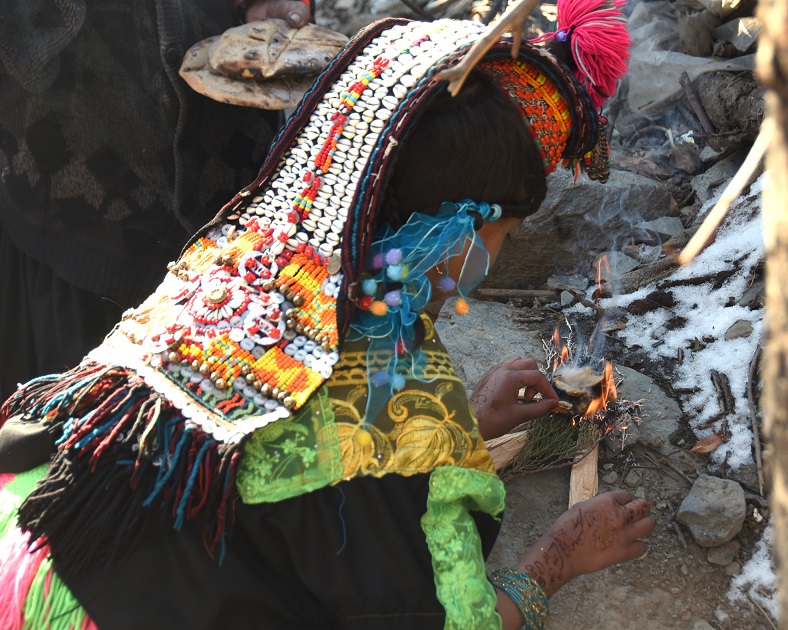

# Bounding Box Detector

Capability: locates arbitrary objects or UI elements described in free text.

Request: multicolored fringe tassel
[1,364,242,577]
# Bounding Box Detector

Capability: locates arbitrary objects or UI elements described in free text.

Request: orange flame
[583,361,617,419]
[595,255,611,303]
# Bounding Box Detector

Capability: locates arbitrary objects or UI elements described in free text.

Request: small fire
[582,361,617,419]
[551,327,571,372]
[548,325,617,422]
[547,253,618,421]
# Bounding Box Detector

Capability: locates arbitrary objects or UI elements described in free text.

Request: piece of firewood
[568,443,599,508]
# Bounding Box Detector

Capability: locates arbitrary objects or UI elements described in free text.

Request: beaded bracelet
[488,568,550,630]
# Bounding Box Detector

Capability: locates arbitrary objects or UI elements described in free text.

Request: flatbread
[179,36,316,110]
[207,19,348,80]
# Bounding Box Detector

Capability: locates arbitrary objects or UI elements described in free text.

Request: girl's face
[427,217,522,301]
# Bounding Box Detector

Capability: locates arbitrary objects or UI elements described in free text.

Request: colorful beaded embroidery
[479,57,573,174]
[82,19,610,444]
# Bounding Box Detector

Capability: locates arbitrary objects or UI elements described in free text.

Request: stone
[486,168,671,290]
[624,468,644,487]
[601,471,619,485]
[707,540,740,565]
[635,216,686,240]
[691,151,746,205]
[724,561,741,577]
[604,422,641,452]
[677,10,717,57]
[560,290,577,308]
[712,17,761,53]
[676,475,746,547]
[738,278,764,308]
[699,146,725,163]
[547,273,589,292]
[697,0,746,19]
[594,251,640,278]
[613,365,683,456]
[435,297,543,392]
[724,319,753,340]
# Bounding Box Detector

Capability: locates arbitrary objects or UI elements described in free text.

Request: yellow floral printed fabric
[237,314,495,503]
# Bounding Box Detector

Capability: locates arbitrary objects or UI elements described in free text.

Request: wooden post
[757,0,788,617]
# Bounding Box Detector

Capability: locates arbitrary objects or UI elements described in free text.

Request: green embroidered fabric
[237,315,495,505]
[238,386,343,504]
[422,465,506,630]
[0,464,48,536]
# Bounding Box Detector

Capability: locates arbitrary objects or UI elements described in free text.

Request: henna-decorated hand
[517,490,654,598]
[470,356,559,440]
[244,0,311,28]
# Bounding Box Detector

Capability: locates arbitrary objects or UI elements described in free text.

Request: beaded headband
[4,15,629,558]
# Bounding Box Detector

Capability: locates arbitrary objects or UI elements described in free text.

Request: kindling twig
[710,369,735,414]
[746,593,778,630]
[679,72,716,135]
[670,521,687,549]
[710,369,734,441]
[677,120,770,265]
[747,345,765,496]
[636,444,695,486]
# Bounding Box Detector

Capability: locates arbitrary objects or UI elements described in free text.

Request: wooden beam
[568,443,599,508]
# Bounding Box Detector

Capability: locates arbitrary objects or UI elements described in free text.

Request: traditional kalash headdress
[1,0,629,575]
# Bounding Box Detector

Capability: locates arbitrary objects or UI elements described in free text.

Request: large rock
[435,297,545,392]
[484,168,671,290]
[676,474,746,546]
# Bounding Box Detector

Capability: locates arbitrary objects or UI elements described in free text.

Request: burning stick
[553,362,617,507]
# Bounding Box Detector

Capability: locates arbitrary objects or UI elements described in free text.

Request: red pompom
[533,0,631,109]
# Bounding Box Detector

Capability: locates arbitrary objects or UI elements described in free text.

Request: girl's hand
[471,356,559,440]
[517,490,655,597]
[244,0,311,28]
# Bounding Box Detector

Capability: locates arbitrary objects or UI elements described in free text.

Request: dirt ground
[437,300,774,630]
[488,463,771,629]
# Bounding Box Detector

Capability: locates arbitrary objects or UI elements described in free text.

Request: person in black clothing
[0,0,309,401]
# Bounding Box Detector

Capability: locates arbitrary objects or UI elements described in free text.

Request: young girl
[0,9,651,629]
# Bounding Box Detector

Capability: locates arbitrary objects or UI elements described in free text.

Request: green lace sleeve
[421,465,506,630]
